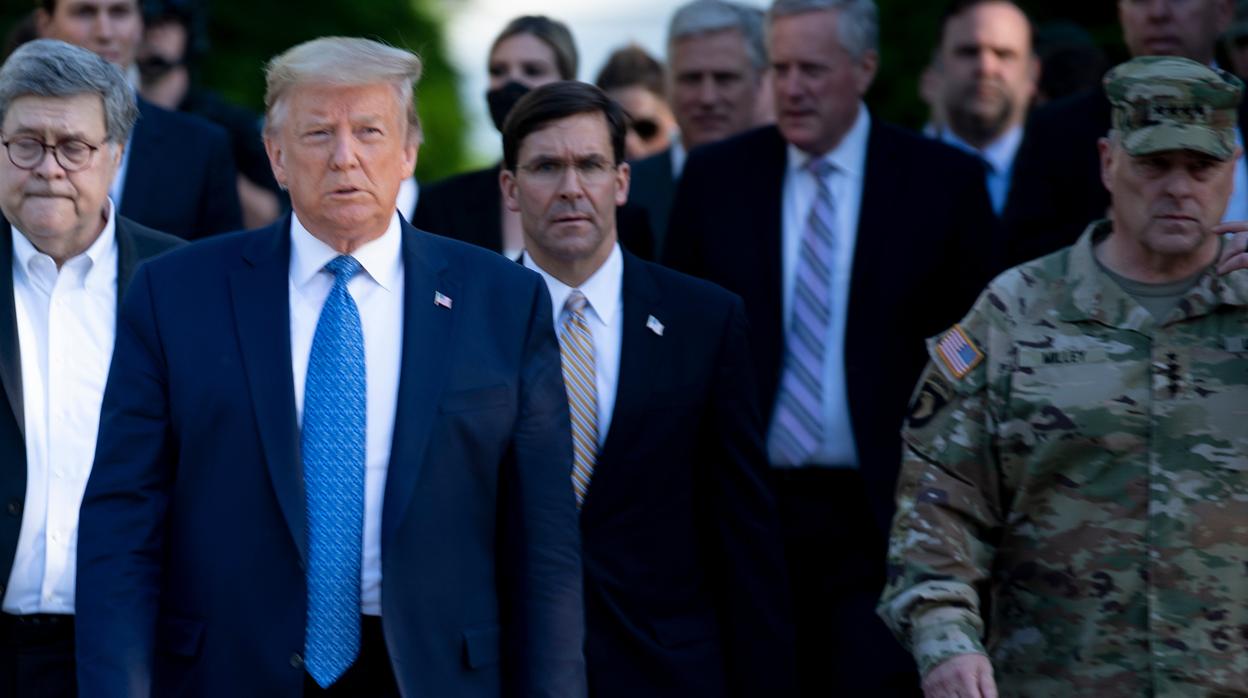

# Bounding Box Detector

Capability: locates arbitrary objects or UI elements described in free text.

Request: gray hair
[768,0,879,59]
[668,1,767,71]
[264,37,423,138]
[0,39,137,144]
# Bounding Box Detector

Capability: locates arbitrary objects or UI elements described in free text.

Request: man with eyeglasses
[0,38,181,698]
[500,80,795,698]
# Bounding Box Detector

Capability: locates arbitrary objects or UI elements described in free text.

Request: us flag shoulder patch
[935,324,984,380]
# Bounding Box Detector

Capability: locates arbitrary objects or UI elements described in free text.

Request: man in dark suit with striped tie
[501,80,794,698]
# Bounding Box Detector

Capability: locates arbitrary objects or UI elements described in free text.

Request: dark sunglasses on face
[627,116,661,142]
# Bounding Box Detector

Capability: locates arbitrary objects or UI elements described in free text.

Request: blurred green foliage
[0,0,468,181]
[2,2,1133,159]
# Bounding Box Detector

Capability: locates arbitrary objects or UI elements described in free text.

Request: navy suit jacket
[76,216,587,698]
[579,251,794,698]
[625,148,676,256]
[664,123,999,531]
[120,98,243,240]
[0,215,182,593]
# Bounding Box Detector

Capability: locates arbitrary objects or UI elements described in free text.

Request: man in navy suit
[36,0,243,238]
[501,80,795,698]
[664,0,999,694]
[75,37,586,697]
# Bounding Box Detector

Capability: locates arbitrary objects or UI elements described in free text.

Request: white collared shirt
[4,200,118,614]
[777,102,870,468]
[289,212,404,617]
[670,137,688,179]
[524,243,624,446]
[938,124,1023,215]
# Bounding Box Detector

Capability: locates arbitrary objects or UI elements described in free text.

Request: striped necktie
[302,254,366,687]
[769,159,837,466]
[559,290,598,509]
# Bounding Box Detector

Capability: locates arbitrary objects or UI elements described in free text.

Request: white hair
[264,36,423,138]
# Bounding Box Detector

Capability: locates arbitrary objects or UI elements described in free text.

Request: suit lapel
[381,223,455,553]
[228,217,305,563]
[756,128,790,408]
[119,100,161,222]
[845,120,892,449]
[0,221,21,438]
[114,217,139,313]
[590,252,660,512]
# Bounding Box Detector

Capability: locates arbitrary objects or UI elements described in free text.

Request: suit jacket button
[6,499,19,516]
[290,653,304,669]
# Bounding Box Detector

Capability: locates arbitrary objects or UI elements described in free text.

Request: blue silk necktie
[302,254,366,687]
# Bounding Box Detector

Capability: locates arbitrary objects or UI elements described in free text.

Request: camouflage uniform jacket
[878,220,1248,696]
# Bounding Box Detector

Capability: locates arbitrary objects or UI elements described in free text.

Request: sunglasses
[627,115,662,142]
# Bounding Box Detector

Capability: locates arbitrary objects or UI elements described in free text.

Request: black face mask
[487,81,531,132]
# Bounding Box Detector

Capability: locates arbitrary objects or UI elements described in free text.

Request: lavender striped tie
[769,159,837,466]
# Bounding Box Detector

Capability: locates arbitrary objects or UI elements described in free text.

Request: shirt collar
[939,124,1023,175]
[12,197,118,286]
[289,210,403,291]
[670,137,687,178]
[523,242,623,327]
[787,101,871,179]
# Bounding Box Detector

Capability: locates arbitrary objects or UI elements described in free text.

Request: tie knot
[324,255,362,282]
[565,290,588,315]
[806,158,835,180]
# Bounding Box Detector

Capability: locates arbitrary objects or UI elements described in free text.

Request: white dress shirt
[669,137,688,180]
[939,124,1022,215]
[524,243,624,447]
[4,200,118,614]
[778,102,870,468]
[289,212,404,617]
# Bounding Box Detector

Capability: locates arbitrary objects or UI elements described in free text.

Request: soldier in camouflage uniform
[878,56,1248,698]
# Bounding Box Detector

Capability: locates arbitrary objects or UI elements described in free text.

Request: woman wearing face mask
[415,15,654,261]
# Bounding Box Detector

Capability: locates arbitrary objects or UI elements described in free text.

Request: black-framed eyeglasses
[1,135,103,172]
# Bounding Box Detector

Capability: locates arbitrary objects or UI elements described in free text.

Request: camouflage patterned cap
[1104,56,1244,160]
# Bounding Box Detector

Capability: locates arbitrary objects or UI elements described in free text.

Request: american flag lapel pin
[434,291,453,309]
[646,315,664,336]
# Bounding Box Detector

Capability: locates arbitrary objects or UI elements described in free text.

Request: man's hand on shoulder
[922,653,997,698]
[1215,222,1248,274]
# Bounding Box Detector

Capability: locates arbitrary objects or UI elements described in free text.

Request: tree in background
[1,0,469,182]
